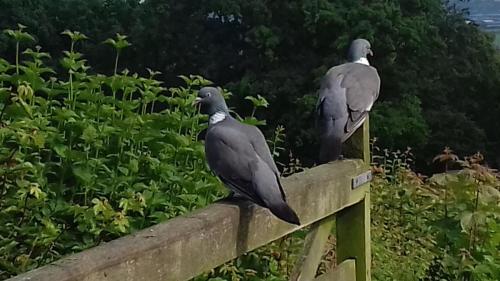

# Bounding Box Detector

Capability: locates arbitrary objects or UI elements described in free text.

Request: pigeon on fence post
[194,87,300,225]
[316,38,381,164]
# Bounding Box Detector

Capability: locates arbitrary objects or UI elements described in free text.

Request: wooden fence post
[289,216,335,281]
[314,259,356,281]
[291,118,371,281]
[343,116,370,164]
[337,117,371,281]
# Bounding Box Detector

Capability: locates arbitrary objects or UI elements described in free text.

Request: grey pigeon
[316,38,381,163]
[194,87,300,225]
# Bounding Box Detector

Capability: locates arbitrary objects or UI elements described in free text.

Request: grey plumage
[317,39,381,163]
[195,87,300,225]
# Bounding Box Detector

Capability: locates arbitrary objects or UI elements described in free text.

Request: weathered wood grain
[338,117,371,281]
[337,192,371,281]
[344,116,371,164]
[314,259,356,281]
[289,215,335,281]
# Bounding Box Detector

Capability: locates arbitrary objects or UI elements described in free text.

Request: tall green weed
[0,27,225,278]
[0,26,299,280]
[372,144,500,281]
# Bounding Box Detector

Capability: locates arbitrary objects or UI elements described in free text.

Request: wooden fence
[7,121,372,281]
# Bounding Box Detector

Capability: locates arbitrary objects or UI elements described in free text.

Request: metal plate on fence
[352,171,372,189]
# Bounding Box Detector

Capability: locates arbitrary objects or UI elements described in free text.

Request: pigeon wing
[241,123,287,200]
[205,120,300,225]
[316,71,348,162]
[317,71,348,120]
[327,63,380,140]
[205,124,267,205]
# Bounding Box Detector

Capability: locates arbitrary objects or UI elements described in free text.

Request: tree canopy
[2,0,499,170]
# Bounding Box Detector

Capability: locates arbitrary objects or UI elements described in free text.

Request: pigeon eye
[207,92,211,97]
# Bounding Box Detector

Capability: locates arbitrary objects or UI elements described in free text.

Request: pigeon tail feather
[342,112,368,143]
[319,125,343,164]
[268,201,301,225]
[249,158,300,225]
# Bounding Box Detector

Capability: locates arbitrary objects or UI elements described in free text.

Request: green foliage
[371,95,429,150]
[427,156,500,280]
[240,94,269,126]
[103,33,132,75]
[0,29,226,278]
[372,148,440,281]
[0,26,304,280]
[371,147,500,281]
[2,0,500,168]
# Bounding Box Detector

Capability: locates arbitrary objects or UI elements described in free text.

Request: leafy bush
[0,26,304,280]
[371,146,500,281]
[4,0,500,169]
[371,147,441,281]
[0,27,225,278]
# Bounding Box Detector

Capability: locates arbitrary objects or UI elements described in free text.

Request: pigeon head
[194,87,229,116]
[347,38,373,62]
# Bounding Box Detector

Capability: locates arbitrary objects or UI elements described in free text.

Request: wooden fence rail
[7,121,371,281]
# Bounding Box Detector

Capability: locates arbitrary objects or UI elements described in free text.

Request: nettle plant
[428,150,500,281]
[371,144,500,281]
[0,27,279,278]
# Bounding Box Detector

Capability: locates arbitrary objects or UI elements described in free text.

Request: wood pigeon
[316,38,381,163]
[194,87,300,225]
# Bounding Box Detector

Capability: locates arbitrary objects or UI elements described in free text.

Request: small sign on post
[352,171,372,189]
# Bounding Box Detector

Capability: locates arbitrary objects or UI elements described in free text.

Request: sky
[452,0,500,30]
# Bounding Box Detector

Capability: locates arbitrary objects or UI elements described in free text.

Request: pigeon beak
[193,97,202,106]
[368,49,374,56]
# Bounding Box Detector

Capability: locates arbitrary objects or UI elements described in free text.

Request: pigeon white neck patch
[210,111,226,125]
[354,57,370,66]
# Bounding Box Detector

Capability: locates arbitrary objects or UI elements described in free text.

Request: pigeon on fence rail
[316,38,381,164]
[194,87,300,225]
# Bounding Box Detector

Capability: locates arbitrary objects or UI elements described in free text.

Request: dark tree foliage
[1,0,500,170]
